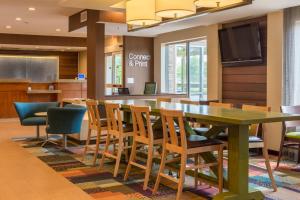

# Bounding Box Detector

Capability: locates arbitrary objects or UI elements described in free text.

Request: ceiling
[1,0,300,39]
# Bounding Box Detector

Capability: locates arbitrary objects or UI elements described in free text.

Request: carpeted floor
[15,140,300,200]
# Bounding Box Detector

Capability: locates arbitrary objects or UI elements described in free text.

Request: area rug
[15,140,300,200]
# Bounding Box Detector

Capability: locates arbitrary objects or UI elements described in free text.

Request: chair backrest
[180,99,200,105]
[130,105,153,143]
[14,102,60,122]
[47,106,86,134]
[105,102,123,133]
[242,104,270,136]
[281,105,300,129]
[144,82,157,95]
[209,102,233,109]
[160,108,187,152]
[157,97,172,103]
[86,100,102,130]
[118,88,130,95]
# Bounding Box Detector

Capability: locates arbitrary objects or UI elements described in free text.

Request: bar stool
[209,102,233,108]
[99,102,134,177]
[157,97,172,103]
[180,99,200,105]
[153,108,224,200]
[124,105,163,190]
[82,100,107,165]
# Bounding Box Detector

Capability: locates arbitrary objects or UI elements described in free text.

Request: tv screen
[219,23,263,66]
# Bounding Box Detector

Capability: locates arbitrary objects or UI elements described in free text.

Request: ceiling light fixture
[5,25,12,29]
[155,0,196,18]
[126,0,161,26]
[55,28,61,32]
[194,0,243,8]
[16,17,22,21]
[28,7,36,11]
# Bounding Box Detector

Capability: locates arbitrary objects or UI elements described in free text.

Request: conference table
[99,99,300,200]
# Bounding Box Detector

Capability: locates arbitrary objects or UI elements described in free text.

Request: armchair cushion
[22,117,46,126]
[286,132,300,140]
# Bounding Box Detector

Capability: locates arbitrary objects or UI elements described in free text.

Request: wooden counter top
[0,79,30,83]
[27,90,62,94]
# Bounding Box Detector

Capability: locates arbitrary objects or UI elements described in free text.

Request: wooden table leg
[213,125,264,200]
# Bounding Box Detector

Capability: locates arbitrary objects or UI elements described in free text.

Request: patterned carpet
[14,140,300,200]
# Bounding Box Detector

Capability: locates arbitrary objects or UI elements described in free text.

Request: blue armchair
[46,105,86,148]
[14,102,60,139]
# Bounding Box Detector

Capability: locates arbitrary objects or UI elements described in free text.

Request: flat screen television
[219,23,263,66]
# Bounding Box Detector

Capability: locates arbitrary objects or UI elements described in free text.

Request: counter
[0,79,87,118]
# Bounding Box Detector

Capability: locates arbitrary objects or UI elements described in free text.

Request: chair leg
[143,144,153,191]
[277,135,285,168]
[194,154,199,188]
[93,130,101,166]
[63,135,67,149]
[218,145,224,193]
[113,136,124,177]
[263,147,277,192]
[36,125,40,139]
[124,141,137,181]
[82,128,92,161]
[176,154,187,200]
[153,147,167,194]
[99,134,111,170]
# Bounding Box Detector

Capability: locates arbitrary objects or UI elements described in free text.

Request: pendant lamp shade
[194,0,243,8]
[126,0,161,26]
[155,0,196,18]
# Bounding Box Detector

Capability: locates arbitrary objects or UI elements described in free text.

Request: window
[162,39,207,99]
[105,52,123,95]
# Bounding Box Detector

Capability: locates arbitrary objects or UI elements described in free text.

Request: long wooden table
[100,99,300,200]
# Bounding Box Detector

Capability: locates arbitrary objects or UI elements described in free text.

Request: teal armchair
[46,105,86,148]
[14,102,60,139]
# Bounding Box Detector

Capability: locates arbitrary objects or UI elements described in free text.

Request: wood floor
[0,119,93,200]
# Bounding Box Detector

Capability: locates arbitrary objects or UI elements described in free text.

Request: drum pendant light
[126,0,161,26]
[155,0,196,18]
[194,0,243,8]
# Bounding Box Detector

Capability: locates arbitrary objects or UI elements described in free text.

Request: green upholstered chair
[46,105,86,148]
[144,82,157,95]
[277,105,300,167]
[14,102,60,139]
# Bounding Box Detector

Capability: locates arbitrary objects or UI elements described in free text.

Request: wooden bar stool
[99,102,134,177]
[153,108,224,200]
[157,97,172,103]
[209,102,233,108]
[180,99,200,105]
[82,100,107,165]
[124,105,163,190]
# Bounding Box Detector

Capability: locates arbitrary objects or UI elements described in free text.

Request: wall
[78,51,87,75]
[221,17,267,107]
[123,36,154,94]
[265,11,284,151]
[0,50,79,79]
[154,24,221,99]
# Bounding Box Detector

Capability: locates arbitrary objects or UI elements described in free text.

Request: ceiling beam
[69,9,125,32]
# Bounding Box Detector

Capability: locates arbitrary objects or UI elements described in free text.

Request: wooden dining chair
[180,99,200,105]
[242,104,277,191]
[157,97,172,103]
[124,105,163,190]
[153,108,224,200]
[99,102,133,177]
[277,105,300,168]
[209,102,233,109]
[82,100,107,165]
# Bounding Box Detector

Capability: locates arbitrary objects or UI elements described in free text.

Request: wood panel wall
[221,16,267,107]
[0,50,79,79]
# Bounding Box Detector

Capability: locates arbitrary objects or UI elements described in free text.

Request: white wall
[265,11,284,151]
[154,24,222,99]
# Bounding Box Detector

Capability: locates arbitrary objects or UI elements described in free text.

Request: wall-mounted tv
[219,23,263,67]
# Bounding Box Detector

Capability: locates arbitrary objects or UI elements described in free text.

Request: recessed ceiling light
[16,17,22,21]
[55,28,61,32]
[5,25,12,29]
[67,47,71,50]
[28,7,36,11]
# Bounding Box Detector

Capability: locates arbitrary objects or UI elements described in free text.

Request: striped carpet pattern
[16,140,300,200]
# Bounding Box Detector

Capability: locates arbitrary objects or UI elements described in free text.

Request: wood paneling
[0,34,86,47]
[55,82,87,101]
[221,16,267,107]
[0,50,79,79]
